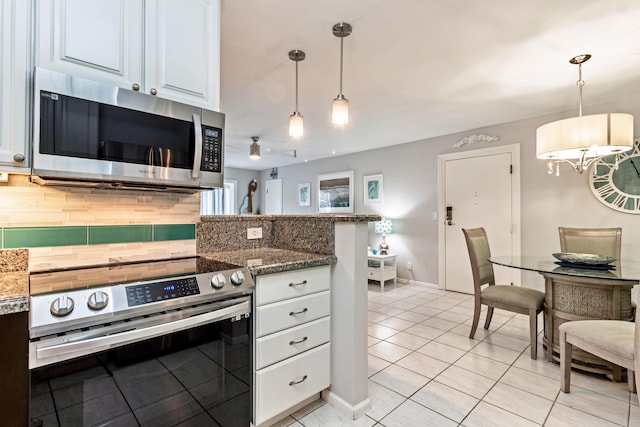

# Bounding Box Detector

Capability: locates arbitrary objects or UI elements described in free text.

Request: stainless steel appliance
[32,68,225,191]
[29,257,252,426]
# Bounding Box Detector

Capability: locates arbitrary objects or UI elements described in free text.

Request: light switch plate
[247,227,263,239]
[0,172,8,183]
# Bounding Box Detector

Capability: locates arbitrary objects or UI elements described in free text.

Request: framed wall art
[298,182,311,206]
[317,171,354,213]
[363,174,384,204]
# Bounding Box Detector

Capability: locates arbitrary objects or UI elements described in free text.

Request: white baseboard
[321,389,371,420]
[397,277,440,289]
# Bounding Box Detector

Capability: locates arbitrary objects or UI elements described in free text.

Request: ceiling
[220,0,640,171]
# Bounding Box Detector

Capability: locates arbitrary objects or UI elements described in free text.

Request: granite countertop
[0,249,30,315]
[200,214,380,223]
[200,247,336,276]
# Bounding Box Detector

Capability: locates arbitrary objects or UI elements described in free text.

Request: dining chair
[560,297,639,404]
[558,227,622,259]
[462,227,546,359]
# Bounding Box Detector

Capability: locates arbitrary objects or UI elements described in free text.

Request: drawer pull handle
[289,375,308,386]
[289,336,308,345]
[289,308,308,316]
[289,280,308,287]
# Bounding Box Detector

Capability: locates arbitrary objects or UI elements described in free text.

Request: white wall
[257,93,640,289]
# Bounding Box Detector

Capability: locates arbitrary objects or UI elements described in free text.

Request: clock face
[589,141,640,214]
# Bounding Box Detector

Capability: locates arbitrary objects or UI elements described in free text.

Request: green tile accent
[4,226,88,248]
[153,224,196,241]
[89,225,152,245]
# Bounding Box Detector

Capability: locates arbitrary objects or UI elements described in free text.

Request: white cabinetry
[254,266,331,426]
[35,0,220,110]
[0,0,30,171]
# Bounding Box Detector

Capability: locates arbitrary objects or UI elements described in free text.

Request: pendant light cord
[295,59,299,112]
[339,36,344,95]
[577,62,584,117]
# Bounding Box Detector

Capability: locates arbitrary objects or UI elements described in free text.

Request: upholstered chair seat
[560,317,638,402]
[463,227,545,359]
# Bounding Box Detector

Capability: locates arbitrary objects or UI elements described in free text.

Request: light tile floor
[273,281,640,427]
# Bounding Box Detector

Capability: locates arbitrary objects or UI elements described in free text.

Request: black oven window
[30,316,251,426]
[39,92,195,169]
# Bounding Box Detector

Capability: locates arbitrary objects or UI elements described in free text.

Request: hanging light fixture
[289,49,305,138]
[249,136,260,160]
[331,22,352,126]
[536,54,634,175]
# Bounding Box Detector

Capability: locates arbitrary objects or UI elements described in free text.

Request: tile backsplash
[0,175,200,271]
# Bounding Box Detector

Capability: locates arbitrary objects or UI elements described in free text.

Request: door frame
[437,143,522,289]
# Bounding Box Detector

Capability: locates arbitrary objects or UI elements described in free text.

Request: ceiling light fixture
[289,49,305,138]
[331,22,352,126]
[536,54,634,175]
[249,136,260,160]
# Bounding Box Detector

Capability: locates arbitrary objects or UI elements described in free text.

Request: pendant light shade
[535,54,634,175]
[249,136,260,160]
[288,50,305,138]
[332,22,352,126]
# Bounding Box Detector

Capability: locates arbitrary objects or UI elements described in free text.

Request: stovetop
[29,256,253,339]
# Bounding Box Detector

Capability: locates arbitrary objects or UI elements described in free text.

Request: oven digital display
[126,277,200,307]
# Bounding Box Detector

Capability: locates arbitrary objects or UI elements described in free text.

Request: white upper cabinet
[145,0,220,110]
[35,0,220,110]
[0,0,31,170]
[35,0,144,90]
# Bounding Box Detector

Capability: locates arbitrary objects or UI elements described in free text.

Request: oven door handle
[191,113,203,179]
[35,300,249,361]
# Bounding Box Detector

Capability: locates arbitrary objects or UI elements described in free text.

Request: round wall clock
[589,140,640,214]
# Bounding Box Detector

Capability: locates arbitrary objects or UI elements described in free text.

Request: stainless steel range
[29,257,253,426]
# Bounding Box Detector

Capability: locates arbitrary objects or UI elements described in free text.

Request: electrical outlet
[0,172,8,183]
[407,262,413,271]
[247,227,263,239]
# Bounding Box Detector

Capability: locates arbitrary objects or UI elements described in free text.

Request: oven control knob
[230,270,245,286]
[211,273,226,289]
[50,295,75,317]
[87,291,109,311]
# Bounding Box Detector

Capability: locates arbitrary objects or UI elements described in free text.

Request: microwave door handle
[192,113,203,179]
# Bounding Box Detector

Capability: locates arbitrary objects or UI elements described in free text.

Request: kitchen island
[0,249,29,427]
[198,214,379,423]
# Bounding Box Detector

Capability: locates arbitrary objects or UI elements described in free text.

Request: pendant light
[331,22,352,126]
[289,50,305,138]
[249,136,260,160]
[536,54,634,175]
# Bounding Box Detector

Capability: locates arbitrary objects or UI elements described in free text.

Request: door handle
[446,206,454,226]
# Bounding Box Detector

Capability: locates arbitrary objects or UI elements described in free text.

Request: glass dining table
[490,256,640,378]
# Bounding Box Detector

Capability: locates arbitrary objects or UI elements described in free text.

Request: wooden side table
[367,253,397,289]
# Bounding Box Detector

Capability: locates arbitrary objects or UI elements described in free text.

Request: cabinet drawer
[256,291,330,337]
[256,266,330,306]
[256,316,330,369]
[255,343,330,425]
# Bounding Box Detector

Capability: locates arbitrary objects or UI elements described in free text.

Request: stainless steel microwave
[31,68,224,191]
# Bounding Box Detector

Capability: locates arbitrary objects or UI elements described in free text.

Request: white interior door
[265,179,282,214]
[439,145,520,294]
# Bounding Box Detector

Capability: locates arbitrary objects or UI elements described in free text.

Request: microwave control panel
[201,127,223,172]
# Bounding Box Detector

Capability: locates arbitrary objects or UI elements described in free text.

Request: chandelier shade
[536,113,634,160]
[535,54,634,174]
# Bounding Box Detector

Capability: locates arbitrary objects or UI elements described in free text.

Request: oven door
[30,297,252,427]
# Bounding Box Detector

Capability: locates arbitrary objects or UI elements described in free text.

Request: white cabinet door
[0,0,30,170]
[35,0,144,90]
[145,0,220,110]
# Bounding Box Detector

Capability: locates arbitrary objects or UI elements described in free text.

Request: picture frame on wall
[363,174,384,204]
[317,171,354,213]
[298,182,311,206]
